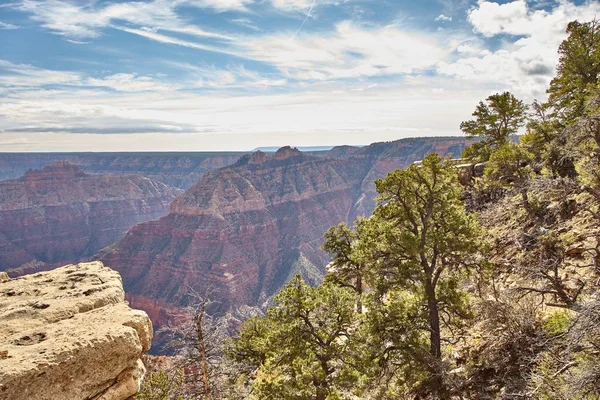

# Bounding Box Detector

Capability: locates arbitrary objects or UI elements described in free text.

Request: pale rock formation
[0,261,152,400]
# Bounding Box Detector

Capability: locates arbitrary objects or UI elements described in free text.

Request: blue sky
[0,0,598,151]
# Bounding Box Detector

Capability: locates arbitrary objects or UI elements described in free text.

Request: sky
[0,0,599,151]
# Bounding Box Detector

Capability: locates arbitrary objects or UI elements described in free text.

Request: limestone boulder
[0,261,152,400]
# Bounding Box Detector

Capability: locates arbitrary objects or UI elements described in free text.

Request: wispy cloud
[0,21,20,29]
[3,0,600,152]
[16,0,236,39]
[85,73,178,92]
[183,0,256,12]
[66,39,90,45]
[172,62,288,88]
[243,21,448,80]
[230,18,261,31]
[435,14,452,22]
[0,60,80,87]
[271,0,348,12]
[115,26,242,58]
[0,60,177,93]
[0,77,491,150]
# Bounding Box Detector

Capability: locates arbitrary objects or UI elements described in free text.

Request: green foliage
[228,276,362,400]
[547,19,600,123]
[461,91,528,161]
[346,154,482,396]
[523,100,572,177]
[136,369,184,400]
[322,220,367,308]
[542,310,571,335]
[484,142,535,187]
[569,85,600,189]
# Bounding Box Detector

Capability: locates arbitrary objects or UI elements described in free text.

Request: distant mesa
[23,161,87,181]
[252,145,337,152]
[0,152,249,190]
[326,145,362,158]
[273,145,302,160]
[237,146,309,167]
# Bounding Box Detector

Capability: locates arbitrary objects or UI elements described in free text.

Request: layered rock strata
[0,152,246,189]
[0,162,181,271]
[100,138,470,321]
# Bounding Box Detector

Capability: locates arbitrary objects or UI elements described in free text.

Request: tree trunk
[425,280,444,396]
[315,359,331,400]
[315,383,328,400]
[196,317,213,400]
[356,274,363,314]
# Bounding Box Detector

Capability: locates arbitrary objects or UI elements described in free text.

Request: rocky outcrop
[99,138,471,324]
[0,152,247,189]
[0,261,152,400]
[0,162,182,271]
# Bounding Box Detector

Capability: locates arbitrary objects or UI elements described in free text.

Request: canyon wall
[99,137,469,320]
[0,162,181,271]
[0,152,246,189]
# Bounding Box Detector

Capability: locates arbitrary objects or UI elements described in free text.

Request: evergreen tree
[322,220,368,313]
[324,154,482,397]
[228,276,361,400]
[460,92,527,161]
[547,19,600,123]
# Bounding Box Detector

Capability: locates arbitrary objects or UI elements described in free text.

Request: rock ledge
[0,261,152,400]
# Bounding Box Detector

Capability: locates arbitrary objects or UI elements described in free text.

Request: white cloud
[66,39,90,45]
[468,0,600,38]
[169,62,288,88]
[0,75,490,151]
[7,0,598,151]
[243,21,448,80]
[435,14,452,22]
[468,0,529,37]
[182,0,255,12]
[230,18,261,31]
[0,60,80,87]
[0,21,20,29]
[116,27,241,57]
[17,0,236,39]
[0,60,177,93]
[455,42,484,55]
[439,0,600,100]
[113,19,450,82]
[85,73,177,92]
[271,0,321,11]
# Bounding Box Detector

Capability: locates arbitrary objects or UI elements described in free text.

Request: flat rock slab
[0,261,152,400]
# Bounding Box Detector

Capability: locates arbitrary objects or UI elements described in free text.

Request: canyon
[0,162,181,272]
[98,137,469,324]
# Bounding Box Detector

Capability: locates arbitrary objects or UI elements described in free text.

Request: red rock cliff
[0,162,182,270]
[99,138,470,320]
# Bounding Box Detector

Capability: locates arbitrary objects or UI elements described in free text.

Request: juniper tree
[227,276,362,400]
[325,154,483,397]
[461,92,527,161]
[547,19,600,124]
